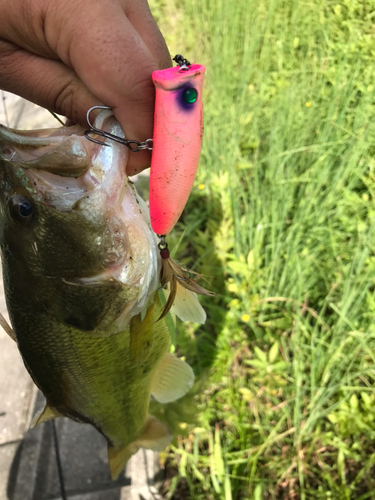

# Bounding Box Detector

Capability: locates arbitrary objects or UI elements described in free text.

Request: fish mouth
[0,122,91,177]
[0,110,128,211]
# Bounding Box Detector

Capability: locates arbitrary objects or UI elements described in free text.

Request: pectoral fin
[172,283,207,324]
[151,353,194,404]
[30,403,62,428]
[108,415,172,479]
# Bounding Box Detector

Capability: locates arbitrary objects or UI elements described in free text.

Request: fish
[0,110,199,479]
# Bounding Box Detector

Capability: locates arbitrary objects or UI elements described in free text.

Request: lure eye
[9,195,33,223]
[183,87,198,104]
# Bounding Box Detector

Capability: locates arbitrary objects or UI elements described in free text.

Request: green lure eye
[183,88,198,104]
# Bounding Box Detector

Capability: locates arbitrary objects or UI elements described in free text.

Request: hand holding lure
[85,55,214,319]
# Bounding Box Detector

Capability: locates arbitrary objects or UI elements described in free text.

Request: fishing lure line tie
[85,54,193,149]
[173,54,191,71]
[84,105,153,151]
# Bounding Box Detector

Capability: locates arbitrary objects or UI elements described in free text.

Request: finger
[0,39,99,126]
[44,0,162,174]
[0,0,58,61]
[123,0,172,70]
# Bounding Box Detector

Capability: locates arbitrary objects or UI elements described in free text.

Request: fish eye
[9,195,33,223]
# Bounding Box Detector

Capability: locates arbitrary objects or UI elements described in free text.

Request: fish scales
[12,296,169,445]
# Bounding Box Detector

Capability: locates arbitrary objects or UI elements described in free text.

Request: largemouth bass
[0,111,196,478]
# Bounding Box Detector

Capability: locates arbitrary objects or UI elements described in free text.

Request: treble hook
[84,105,153,152]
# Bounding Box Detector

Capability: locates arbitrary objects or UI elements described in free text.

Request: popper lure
[85,55,214,318]
[149,55,205,236]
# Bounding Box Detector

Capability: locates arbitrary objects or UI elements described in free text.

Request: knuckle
[51,80,78,120]
[127,73,155,107]
[0,42,26,89]
[0,40,18,68]
[42,0,82,63]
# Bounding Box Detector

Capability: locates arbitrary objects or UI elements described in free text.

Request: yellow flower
[305,102,312,107]
[198,183,205,190]
[242,314,250,322]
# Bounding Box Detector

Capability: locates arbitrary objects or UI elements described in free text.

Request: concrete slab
[0,442,19,500]
[55,417,130,494]
[0,263,36,446]
[0,335,35,445]
[68,489,128,500]
[6,391,132,499]
[0,91,63,129]
[6,409,163,500]
[128,449,164,500]
[6,423,49,500]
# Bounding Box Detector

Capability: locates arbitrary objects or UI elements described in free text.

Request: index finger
[45,0,169,174]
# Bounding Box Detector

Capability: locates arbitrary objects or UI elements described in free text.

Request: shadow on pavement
[6,392,131,500]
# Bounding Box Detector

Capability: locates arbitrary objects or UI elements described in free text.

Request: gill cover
[149,63,206,235]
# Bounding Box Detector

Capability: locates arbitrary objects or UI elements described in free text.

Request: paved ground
[0,91,61,129]
[0,92,164,500]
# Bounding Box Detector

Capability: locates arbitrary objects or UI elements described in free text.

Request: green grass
[149,0,375,498]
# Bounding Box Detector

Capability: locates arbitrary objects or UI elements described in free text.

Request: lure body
[149,64,206,235]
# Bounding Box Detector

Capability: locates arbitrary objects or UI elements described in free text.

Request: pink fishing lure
[149,63,206,236]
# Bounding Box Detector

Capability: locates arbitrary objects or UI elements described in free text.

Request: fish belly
[11,294,171,450]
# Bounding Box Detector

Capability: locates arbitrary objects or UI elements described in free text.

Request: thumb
[44,0,162,175]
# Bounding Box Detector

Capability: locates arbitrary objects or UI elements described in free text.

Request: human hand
[0,0,171,174]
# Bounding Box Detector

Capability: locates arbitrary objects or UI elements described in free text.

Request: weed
[150,0,375,498]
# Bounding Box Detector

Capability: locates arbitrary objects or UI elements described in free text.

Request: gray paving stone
[7,421,51,500]
[68,489,129,500]
[55,416,131,493]
[129,449,161,488]
[6,416,163,500]
[0,334,35,445]
[0,91,63,129]
[127,449,164,500]
[0,442,20,500]
[6,392,130,499]
[0,262,37,447]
